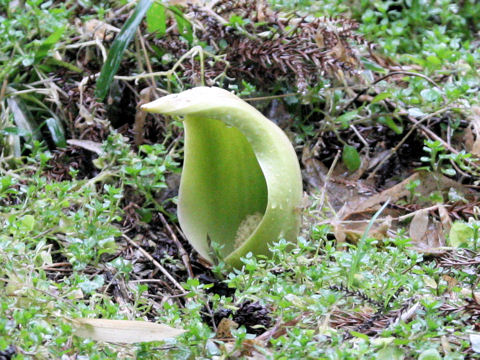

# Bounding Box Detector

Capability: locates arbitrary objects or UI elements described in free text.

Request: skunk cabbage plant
[142,87,302,268]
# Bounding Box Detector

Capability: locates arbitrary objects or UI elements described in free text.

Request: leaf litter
[2,0,480,356]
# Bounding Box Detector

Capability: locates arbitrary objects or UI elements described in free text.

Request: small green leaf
[1,127,29,137]
[408,108,425,118]
[378,116,403,134]
[349,331,369,340]
[336,111,358,129]
[146,2,167,36]
[441,168,456,177]
[95,0,153,100]
[426,55,442,67]
[420,88,440,102]
[20,215,35,232]
[449,221,473,247]
[371,92,391,104]
[170,5,193,43]
[45,57,83,73]
[361,58,388,74]
[35,26,65,61]
[343,144,361,172]
[418,348,441,360]
[376,346,404,360]
[78,275,104,294]
[137,208,153,223]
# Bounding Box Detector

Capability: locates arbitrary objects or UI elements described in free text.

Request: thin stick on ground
[122,234,186,293]
[352,87,480,175]
[158,213,194,278]
[446,116,474,178]
[342,70,447,112]
[368,106,452,180]
[136,28,156,90]
[113,46,228,82]
[384,99,480,173]
[243,93,298,101]
[350,124,369,148]
[330,204,451,225]
[318,150,341,212]
[396,204,451,221]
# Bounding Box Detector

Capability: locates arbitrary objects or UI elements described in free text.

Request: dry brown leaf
[307,162,475,248]
[133,87,153,146]
[301,146,372,212]
[465,106,480,156]
[241,338,269,359]
[67,139,103,155]
[350,171,473,214]
[427,220,445,248]
[72,318,185,343]
[301,145,329,190]
[332,216,392,244]
[460,288,480,303]
[216,318,239,339]
[441,274,462,301]
[82,19,119,41]
[442,275,458,290]
[332,220,346,244]
[416,171,470,197]
[409,209,446,252]
[409,209,429,245]
[349,173,418,214]
[438,204,452,234]
[441,335,452,354]
[218,339,269,360]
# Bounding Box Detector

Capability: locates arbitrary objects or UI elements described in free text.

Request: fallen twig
[342,70,446,112]
[367,107,451,180]
[122,234,185,293]
[158,213,194,278]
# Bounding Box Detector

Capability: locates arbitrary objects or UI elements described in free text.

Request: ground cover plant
[1,0,480,358]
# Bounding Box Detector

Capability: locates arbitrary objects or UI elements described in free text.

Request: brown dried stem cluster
[154,0,375,93]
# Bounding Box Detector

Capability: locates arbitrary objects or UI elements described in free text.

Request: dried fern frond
[153,1,378,93]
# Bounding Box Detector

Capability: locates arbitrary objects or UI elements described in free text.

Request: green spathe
[142,87,303,268]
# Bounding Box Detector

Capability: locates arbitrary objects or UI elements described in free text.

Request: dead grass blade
[72,318,185,343]
[67,139,103,155]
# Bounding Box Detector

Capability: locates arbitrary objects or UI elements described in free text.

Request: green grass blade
[348,199,390,287]
[35,26,65,61]
[6,97,41,141]
[95,0,153,100]
[45,117,66,148]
